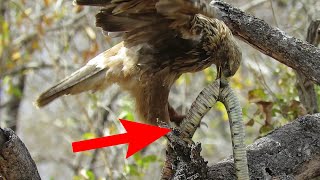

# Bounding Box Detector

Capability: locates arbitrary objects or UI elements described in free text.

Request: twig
[12,11,86,46]
[0,62,76,78]
[240,0,268,11]
[294,20,320,114]
[269,0,279,27]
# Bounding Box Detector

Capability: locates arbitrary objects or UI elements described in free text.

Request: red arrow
[72,119,171,158]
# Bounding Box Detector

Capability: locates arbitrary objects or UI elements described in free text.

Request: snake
[179,78,249,180]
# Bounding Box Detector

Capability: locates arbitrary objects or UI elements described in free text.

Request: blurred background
[1,0,319,179]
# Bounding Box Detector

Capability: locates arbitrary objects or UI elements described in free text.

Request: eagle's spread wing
[36,0,241,125]
[73,0,220,74]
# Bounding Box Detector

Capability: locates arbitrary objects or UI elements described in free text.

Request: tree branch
[0,62,76,78]
[12,11,86,47]
[240,0,268,12]
[1,115,320,179]
[209,1,320,85]
[168,114,320,179]
[0,128,41,179]
[295,20,320,114]
[207,114,320,179]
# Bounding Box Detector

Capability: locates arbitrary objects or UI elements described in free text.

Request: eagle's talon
[164,126,195,151]
[157,119,171,129]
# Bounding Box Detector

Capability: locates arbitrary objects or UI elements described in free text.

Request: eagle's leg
[168,104,186,126]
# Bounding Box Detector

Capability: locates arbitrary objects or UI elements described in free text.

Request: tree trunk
[1,75,26,131]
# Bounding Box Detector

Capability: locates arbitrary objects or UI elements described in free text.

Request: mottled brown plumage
[36,0,241,125]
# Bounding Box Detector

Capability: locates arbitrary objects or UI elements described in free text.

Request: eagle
[36,0,241,125]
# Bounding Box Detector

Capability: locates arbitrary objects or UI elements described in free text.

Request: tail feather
[36,42,125,108]
[35,65,106,107]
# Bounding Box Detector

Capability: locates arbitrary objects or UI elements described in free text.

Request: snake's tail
[219,83,249,180]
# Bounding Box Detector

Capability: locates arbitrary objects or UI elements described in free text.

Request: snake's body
[179,78,249,180]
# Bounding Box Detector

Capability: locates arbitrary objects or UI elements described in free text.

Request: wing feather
[95,12,149,32]
[74,0,112,6]
[73,0,216,73]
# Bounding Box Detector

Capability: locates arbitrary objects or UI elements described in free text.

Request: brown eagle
[36,0,241,125]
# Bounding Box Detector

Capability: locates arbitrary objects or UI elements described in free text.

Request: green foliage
[316,86,320,109]
[119,97,135,120]
[124,152,159,177]
[203,68,217,84]
[73,169,96,180]
[244,64,306,138]
[176,73,192,85]
[277,0,289,7]
[248,89,268,102]
[0,20,9,59]
[214,102,228,121]
[125,164,140,177]
[82,132,96,140]
[2,76,23,98]
[134,153,158,167]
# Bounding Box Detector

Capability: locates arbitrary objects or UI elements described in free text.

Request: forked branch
[208,1,320,84]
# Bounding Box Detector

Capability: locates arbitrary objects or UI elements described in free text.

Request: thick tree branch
[0,128,41,179]
[168,114,320,179]
[1,115,319,179]
[207,114,320,179]
[209,1,320,85]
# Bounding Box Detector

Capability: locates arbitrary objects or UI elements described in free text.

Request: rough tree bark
[295,20,320,114]
[0,128,41,179]
[208,0,320,85]
[207,114,320,180]
[2,114,320,179]
[166,114,320,180]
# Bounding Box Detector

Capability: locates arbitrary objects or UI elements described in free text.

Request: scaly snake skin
[179,78,249,180]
